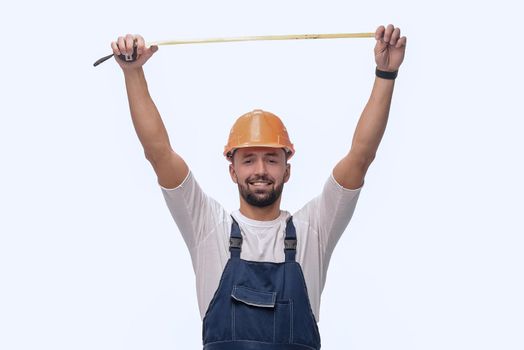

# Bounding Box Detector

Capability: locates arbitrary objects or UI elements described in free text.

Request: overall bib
[202,217,321,350]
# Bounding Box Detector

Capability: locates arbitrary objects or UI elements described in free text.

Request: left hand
[374,24,407,72]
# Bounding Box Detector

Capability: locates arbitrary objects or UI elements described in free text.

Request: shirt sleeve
[160,171,227,250]
[297,173,362,257]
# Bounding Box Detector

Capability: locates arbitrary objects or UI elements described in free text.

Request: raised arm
[333,24,407,190]
[112,34,189,189]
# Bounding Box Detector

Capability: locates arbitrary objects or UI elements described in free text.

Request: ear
[283,163,291,183]
[229,163,238,184]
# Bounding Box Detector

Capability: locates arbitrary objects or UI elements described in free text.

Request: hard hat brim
[225,143,294,160]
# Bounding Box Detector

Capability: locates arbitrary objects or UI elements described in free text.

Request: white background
[1,0,523,349]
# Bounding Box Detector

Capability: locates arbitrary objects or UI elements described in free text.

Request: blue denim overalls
[202,217,321,350]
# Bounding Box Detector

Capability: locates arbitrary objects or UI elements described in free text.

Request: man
[112,24,406,349]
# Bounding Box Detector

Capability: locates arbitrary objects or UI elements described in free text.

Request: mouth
[247,180,273,188]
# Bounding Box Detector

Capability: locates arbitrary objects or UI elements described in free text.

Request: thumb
[141,45,158,60]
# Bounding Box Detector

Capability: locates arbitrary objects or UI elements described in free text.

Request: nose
[254,158,267,175]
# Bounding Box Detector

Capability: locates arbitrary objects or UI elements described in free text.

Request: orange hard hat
[224,109,295,160]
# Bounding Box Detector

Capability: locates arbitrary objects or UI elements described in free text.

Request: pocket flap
[231,285,276,308]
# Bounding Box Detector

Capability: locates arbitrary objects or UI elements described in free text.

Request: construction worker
[112,24,406,350]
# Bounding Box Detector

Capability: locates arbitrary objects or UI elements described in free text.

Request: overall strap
[284,216,297,262]
[229,216,242,259]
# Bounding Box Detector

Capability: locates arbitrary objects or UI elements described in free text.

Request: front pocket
[232,285,276,308]
[231,285,292,343]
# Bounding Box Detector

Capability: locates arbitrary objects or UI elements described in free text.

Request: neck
[239,198,282,221]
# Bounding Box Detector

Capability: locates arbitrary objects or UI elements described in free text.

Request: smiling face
[229,147,291,208]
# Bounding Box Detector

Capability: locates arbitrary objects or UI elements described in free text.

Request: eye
[243,159,253,164]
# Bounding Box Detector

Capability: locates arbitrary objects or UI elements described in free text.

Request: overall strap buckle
[229,237,243,249]
[284,238,297,250]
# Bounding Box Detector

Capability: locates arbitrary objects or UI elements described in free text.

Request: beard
[238,175,284,208]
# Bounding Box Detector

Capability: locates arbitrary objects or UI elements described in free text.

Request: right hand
[111,34,158,71]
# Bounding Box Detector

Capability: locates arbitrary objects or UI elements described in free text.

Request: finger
[117,36,126,55]
[111,41,121,56]
[384,24,394,43]
[125,34,135,55]
[135,34,145,55]
[375,25,385,41]
[390,27,401,46]
[395,36,407,49]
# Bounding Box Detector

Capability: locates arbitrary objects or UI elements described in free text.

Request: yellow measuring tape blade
[148,33,375,46]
